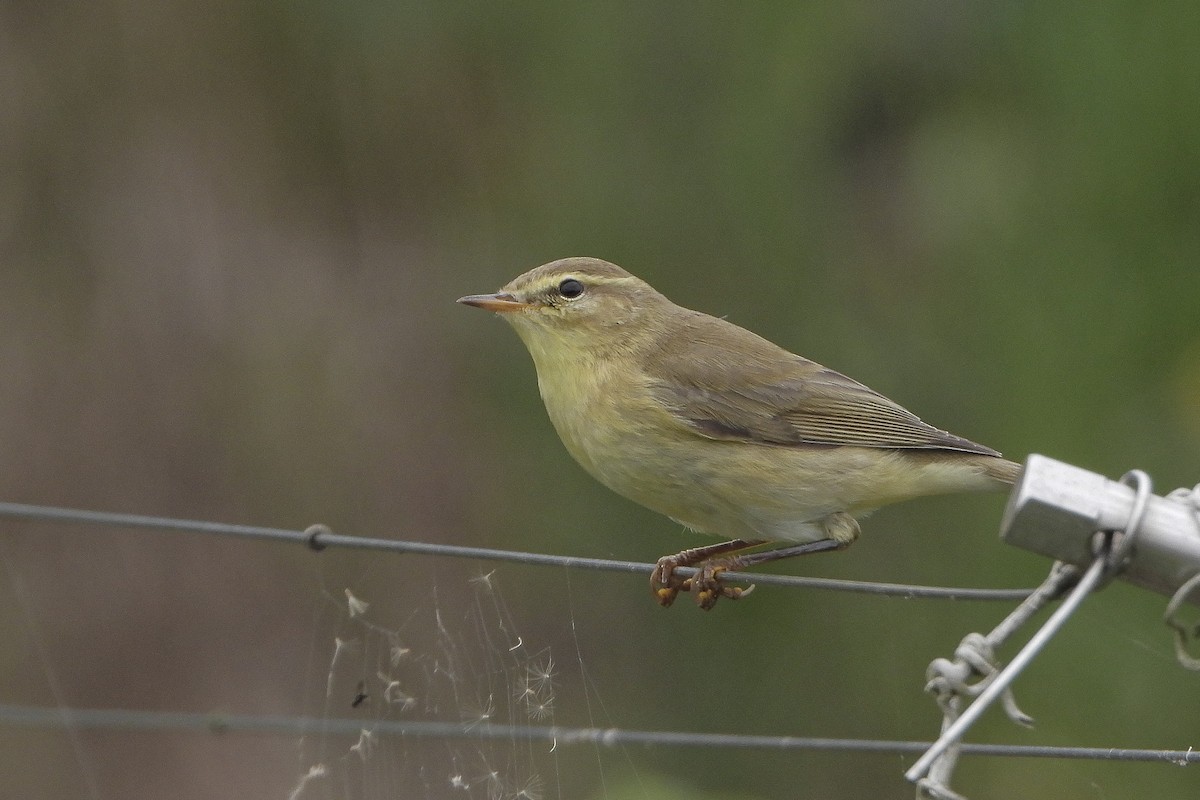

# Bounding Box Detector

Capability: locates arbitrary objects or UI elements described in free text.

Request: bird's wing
[642,312,1000,456]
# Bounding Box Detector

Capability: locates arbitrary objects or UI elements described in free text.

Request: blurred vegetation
[1,2,1197,798]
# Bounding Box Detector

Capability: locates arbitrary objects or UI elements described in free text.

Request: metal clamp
[1002,456,1200,602]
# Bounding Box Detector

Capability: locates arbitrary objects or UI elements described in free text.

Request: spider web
[289,563,611,800]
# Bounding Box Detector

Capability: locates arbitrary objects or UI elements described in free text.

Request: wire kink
[0,502,1033,601]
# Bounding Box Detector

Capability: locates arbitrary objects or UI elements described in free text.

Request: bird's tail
[983,457,1022,486]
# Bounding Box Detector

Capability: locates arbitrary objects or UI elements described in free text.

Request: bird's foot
[651,555,755,610]
[650,555,692,607]
[692,559,755,610]
[650,539,765,609]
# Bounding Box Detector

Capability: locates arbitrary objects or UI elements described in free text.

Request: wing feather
[642,311,1000,457]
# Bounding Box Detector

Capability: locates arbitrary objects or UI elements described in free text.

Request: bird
[458,257,1019,609]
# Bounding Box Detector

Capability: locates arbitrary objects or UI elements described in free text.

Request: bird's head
[457,257,670,362]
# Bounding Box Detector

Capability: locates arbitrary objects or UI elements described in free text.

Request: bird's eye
[558,278,585,299]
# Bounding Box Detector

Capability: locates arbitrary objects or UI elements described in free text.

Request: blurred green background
[1,2,1198,798]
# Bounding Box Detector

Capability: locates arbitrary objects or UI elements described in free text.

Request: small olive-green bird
[459,257,1019,609]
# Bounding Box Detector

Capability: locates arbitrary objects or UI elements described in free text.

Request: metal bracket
[1000,455,1200,602]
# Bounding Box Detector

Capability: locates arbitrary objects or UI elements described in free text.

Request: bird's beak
[456,292,532,313]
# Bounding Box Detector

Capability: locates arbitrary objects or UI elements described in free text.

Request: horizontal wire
[0,501,1033,600]
[0,704,1195,765]
[4,504,1191,774]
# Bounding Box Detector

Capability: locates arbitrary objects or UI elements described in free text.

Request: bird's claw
[651,556,690,607]
[651,557,754,610]
[692,563,755,610]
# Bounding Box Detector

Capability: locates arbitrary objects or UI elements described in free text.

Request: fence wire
[0,704,1196,765]
[0,501,1031,600]
[1,500,1194,778]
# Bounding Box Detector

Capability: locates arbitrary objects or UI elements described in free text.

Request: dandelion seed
[332,637,357,656]
[510,774,543,800]
[449,774,469,790]
[527,697,553,721]
[287,764,327,800]
[515,677,538,703]
[345,589,370,617]
[379,674,417,710]
[464,694,495,730]
[349,728,375,761]
[469,570,496,590]
[326,638,358,697]
[389,642,411,666]
[476,768,503,800]
[526,655,554,692]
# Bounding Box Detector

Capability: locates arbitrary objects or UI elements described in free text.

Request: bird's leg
[690,513,861,610]
[690,539,847,610]
[651,538,766,607]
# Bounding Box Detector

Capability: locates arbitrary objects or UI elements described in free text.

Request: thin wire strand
[907,554,1109,783]
[0,502,1032,600]
[0,704,1195,765]
[3,502,1193,775]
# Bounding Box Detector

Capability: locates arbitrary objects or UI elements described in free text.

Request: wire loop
[1109,469,1152,572]
[1164,572,1200,671]
[305,523,331,551]
[1088,469,1152,587]
[1165,483,1200,516]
